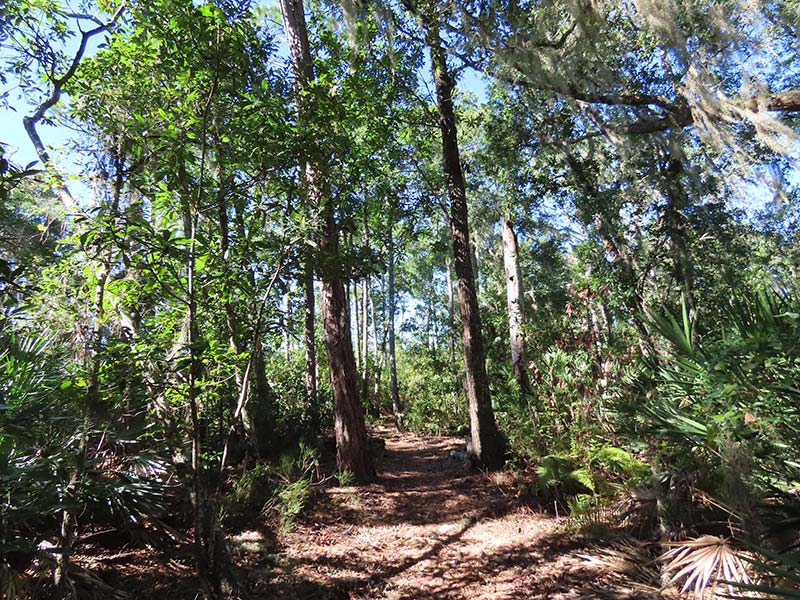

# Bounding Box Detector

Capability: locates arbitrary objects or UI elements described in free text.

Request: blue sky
[1,2,792,218]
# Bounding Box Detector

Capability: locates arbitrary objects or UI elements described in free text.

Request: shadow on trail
[301,435,509,529]
[260,432,650,599]
[345,528,650,600]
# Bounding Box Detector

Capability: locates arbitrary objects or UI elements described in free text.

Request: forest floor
[74,427,663,599]
[249,427,658,600]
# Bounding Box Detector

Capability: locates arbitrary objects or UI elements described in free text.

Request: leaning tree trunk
[279,0,375,483]
[424,10,504,469]
[501,217,531,399]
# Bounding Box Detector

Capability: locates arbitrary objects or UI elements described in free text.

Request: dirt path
[255,429,623,600]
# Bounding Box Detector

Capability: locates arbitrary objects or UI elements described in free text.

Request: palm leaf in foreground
[724,546,800,600]
[662,535,750,597]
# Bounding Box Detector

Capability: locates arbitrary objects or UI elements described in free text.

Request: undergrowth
[223,442,318,533]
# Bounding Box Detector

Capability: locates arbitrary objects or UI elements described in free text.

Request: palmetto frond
[726,545,800,599]
[662,535,750,598]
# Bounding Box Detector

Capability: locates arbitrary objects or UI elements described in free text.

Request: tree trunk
[279,0,375,483]
[350,278,361,371]
[283,290,291,363]
[501,217,531,399]
[446,258,456,364]
[424,12,504,469]
[387,227,402,429]
[216,151,275,459]
[361,207,371,408]
[372,274,385,411]
[304,248,317,403]
[361,277,373,414]
[188,201,239,598]
[320,200,376,482]
[280,0,318,409]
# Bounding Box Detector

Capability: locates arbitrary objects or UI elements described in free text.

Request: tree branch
[23,1,128,212]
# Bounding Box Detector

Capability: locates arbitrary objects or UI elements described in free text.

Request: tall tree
[419,2,505,469]
[387,222,403,428]
[279,0,375,483]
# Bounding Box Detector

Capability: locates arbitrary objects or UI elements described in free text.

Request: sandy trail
[257,429,631,600]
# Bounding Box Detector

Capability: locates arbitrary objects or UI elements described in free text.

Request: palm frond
[662,535,751,597]
[724,545,800,600]
[647,295,696,357]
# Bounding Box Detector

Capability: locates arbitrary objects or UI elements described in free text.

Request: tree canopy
[2,0,800,598]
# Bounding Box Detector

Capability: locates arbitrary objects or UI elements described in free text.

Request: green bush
[622,289,800,543]
[224,442,318,532]
[397,348,467,434]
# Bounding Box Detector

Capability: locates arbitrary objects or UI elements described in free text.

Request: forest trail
[256,429,620,600]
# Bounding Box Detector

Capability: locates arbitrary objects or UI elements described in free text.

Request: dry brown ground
[252,429,658,600]
[72,428,660,599]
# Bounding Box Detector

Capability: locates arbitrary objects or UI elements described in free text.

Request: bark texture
[425,11,504,469]
[279,0,375,483]
[446,258,456,363]
[320,200,376,482]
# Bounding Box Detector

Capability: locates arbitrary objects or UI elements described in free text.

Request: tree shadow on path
[257,430,657,600]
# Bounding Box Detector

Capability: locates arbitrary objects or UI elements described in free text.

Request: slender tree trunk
[280,0,374,483]
[283,290,291,362]
[372,275,385,409]
[387,227,402,429]
[279,0,318,408]
[501,217,531,399]
[361,207,370,407]
[217,160,270,458]
[424,12,503,468]
[217,165,250,455]
[352,278,362,371]
[361,277,371,413]
[425,294,432,354]
[304,250,317,403]
[188,203,238,599]
[471,240,481,297]
[446,258,456,363]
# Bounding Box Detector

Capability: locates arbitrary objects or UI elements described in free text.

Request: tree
[501,217,531,398]
[418,1,505,469]
[63,2,300,594]
[279,0,376,483]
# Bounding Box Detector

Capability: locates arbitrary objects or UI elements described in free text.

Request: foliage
[535,454,595,499]
[396,348,467,434]
[224,442,318,533]
[1,0,799,595]
[661,536,750,598]
[0,330,173,593]
[729,546,800,599]
[261,443,318,533]
[637,290,800,497]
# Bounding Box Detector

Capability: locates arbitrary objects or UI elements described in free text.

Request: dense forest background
[2,0,800,598]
